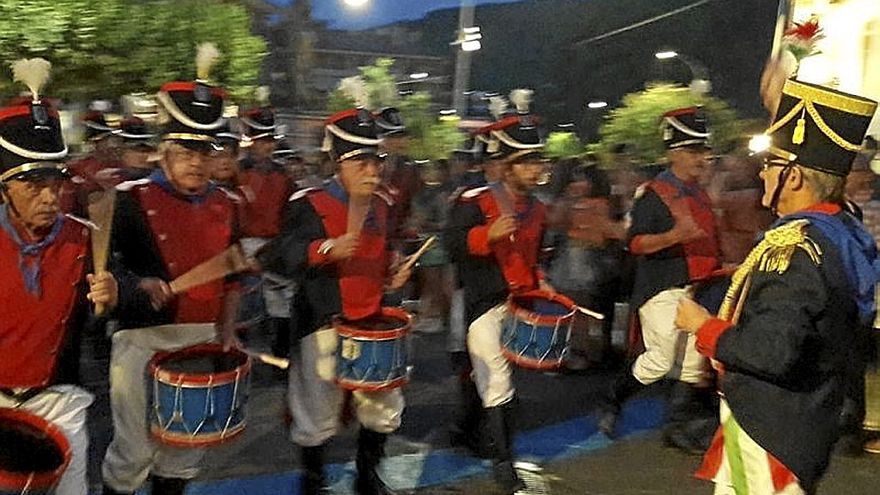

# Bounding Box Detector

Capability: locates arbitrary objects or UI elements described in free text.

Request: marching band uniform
[601,107,721,452]
[0,59,116,495]
[101,46,240,495]
[684,80,879,495]
[447,99,547,494]
[258,108,404,495]
[238,104,297,356]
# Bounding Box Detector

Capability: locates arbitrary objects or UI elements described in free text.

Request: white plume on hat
[256,86,271,106]
[488,95,508,121]
[338,76,369,109]
[196,42,221,81]
[510,88,533,114]
[11,58,51,102]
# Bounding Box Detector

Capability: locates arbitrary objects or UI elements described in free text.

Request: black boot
[150,476,188,495]
[102,484,133,495]
[301,444,329,495]
[270,317,291,359]
[484,401,524,495]
[663,381,709,455]
[598,371,644,438]
[355,428,396,495]
[449,373,485,456]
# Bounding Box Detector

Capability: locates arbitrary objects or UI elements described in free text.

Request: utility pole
[452,0,476,115]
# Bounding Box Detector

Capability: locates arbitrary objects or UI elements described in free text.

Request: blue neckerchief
[655,170,710,208]
[769,210,880,325]
[327,177,378,231]
[0,204,65,297]
[149,169,216,205]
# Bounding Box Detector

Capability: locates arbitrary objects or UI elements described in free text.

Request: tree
[0,0,267,102]
[596,83,752,166]
[545,131,585,159]
[398,91,463,161]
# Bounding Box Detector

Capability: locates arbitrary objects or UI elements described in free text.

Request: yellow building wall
[793,0,880,135]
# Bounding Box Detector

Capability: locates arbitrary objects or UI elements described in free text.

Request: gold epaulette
[756,219,822,274]
[716,219,821,323]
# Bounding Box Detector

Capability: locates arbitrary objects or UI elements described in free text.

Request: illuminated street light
[461,40,482,52]
[587,100,608,109]
[655,50,711,95]
[410,72,429,80]
[655,50,678,60]
[343,0,369,8]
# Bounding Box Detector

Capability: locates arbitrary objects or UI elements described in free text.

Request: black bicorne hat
[322,108,383,162]
[83,110,120,141]
[240,106,278,141]
[119,116,155,148]
[762,79,877,176]
[486,115,544,162]
[661,107,711,150]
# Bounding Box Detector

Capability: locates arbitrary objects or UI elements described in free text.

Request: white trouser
[241,237,295,318]
[288,327,404,447]
[468,303,515,408]
[102,324,216,492]
[0,386,93,495]
[632,286,706,385]
[447,287,467,354]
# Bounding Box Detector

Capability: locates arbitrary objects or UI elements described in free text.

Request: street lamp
[587,100,608,109]
[654,50,711,95]
[409,72,429,80]
[343,0,369,8]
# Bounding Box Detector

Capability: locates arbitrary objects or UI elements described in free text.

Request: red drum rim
[336,376,409,392]
[0,407,71,490]
[501,349,565,370]
[149,343,251,386]
[334,307,412,340]
[150,422,246,448]
[508,290,577,326]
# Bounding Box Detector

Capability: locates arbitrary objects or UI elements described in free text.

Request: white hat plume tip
[11,58,51,101]
[196,42,221,80]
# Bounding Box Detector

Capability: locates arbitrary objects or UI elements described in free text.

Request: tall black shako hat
[83,103,119,141]
[119,116,156,149]
[661,106,710,150]
[323,76,382,162]
[0,58,68,183]
[240,86,279,141]
[156,43,226,151]
[374,107,405,137]
[486,89,544,162]
[762,79,877,176]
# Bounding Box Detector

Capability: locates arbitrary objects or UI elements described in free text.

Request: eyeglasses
[761,160,790,172]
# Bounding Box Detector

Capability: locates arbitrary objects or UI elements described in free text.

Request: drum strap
[0,387,44,406]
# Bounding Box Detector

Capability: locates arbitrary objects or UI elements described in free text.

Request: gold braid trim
[717,219,821,323]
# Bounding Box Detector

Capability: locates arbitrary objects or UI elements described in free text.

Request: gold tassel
[792,108,806,145]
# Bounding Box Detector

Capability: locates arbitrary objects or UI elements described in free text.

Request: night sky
[270,0,523,29]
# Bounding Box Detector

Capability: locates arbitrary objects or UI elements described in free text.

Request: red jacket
[0,217,90,387]
[238,169,294,238]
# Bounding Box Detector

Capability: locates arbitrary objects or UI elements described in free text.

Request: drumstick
[240,349,289,370]
[85,189,117,316]
[576,305,605,320]
[347,195,371,235]
[169,244,251,295]
[400,236,437,272]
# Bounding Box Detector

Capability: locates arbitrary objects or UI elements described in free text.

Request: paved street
[80,323,880,494]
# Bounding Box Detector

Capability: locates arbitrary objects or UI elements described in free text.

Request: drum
[0,408,70,494]
[335,307,413,391]
[502,290,578,370]
[148,343,251,447]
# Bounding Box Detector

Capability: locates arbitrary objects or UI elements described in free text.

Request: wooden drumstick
[241,349,290,370]
[169,244,252,295]
[85,189,117,316]
[576,305,605,320]
[347,195,371,235]
[401,235,437,272]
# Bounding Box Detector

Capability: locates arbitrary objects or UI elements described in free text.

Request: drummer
[101,44,242,495]
[0,58,119,495]
[257,106,411,495]
[446,88,550,495]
